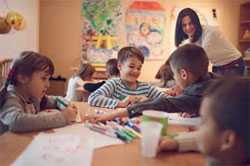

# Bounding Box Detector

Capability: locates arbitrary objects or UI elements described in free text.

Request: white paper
[54,123,124,149]
[12,133,93,166]
[166,113,201,126]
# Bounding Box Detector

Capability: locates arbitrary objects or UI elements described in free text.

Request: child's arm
[88,79,120,109]
[0,97,74,133]
[146,84,166,99]
[127,94,200,118]
[84,81,105,93]
[158,131,199,153]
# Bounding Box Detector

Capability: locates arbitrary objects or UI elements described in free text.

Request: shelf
[240,20,250,24]
[239,39,250,43]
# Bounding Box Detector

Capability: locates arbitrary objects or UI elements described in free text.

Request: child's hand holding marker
[61,106,77,124]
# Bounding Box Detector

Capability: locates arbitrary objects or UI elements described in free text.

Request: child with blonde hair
[65,63,95,101]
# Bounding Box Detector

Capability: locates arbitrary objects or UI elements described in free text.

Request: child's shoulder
[106,77,122,84]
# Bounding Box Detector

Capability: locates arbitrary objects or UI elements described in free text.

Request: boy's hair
[117,46,144,64]
[77,63,95,80]
[175,8,203,47]
[0,51,54,107]
[204,77,250,161]
[106,58,119,78]
[169,44,208,79]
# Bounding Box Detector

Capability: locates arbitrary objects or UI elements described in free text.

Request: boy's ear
[117,63,122,71]
[179,69,188,80]
[16,74,29,84]
[220,130,236,152]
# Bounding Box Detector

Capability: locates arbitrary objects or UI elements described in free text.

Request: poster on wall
[125,1,166,60]
[81,0,122,64]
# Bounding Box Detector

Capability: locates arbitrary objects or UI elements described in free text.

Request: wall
[39,0,244,81]
[0,0,39,59]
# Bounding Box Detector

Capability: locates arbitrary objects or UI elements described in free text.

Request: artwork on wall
[81,0,122,64]
[125,1,166,60]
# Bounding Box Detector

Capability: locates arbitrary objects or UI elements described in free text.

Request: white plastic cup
[140,121,163,158]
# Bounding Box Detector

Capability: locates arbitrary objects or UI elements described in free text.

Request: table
[0,102,205,166]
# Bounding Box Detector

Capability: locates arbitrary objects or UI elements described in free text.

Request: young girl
[0,51,77,134]
[158,78,250,165]
[65,63,95,101]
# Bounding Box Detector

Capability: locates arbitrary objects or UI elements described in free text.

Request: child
[155,59,175,88]
[84,58,120,93]
[88,46,165,109]
[0,51,77,134]
[159,78,250,165]
[88,44,216,121]
[65,63,95,101]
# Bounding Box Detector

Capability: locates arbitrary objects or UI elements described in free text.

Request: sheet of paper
[54,123,124,149]
[166,113,201,126]
[12,133,93,166]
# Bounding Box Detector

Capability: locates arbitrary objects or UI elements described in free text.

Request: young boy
[89,44,216,121]
[159,78,250,165]
[88,46,165,109]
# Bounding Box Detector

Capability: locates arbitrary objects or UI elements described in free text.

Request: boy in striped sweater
[88,46,165,109]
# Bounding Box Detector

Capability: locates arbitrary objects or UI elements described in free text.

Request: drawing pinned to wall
[125,1,166,60]
[81,0,122,64]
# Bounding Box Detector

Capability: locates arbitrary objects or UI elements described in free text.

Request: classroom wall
[0,0,39,59]
[39,0,245,81]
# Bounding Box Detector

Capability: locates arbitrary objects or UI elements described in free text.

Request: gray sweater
[127,73,216,118]
[0,85,68,134]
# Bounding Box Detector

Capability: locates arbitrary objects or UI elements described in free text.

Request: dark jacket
[127,73,216,118]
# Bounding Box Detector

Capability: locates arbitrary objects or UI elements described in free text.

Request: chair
[0,58,12,87]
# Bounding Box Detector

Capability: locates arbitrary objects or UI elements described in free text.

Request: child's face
[26,70,51,100]
[196,97,224,158]
[118,57,142,84]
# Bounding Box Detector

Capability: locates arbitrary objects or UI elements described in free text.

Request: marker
[124,126,142,138]
[55,97,69,108]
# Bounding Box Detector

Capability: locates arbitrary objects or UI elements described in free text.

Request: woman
[175,8,245,76]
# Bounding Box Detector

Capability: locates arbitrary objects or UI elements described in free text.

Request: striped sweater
[88,78,165,109]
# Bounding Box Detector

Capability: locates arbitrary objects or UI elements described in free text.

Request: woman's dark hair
[106,58,119,78]
[77,63,95,80]
[175,8,203,47]
[0,51,54,107]
[203,77,250,161]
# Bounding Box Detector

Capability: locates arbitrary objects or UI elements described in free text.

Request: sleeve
[87,79,119,109]
[201,26,220,54]
[146,85,166,99]
[174,131,199,152]
[84,81,105,93]
[0,97,68,133]
[127,93,201,118]
[40,96,58,110]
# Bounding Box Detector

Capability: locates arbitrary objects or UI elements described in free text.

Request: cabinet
[238,2,250,55]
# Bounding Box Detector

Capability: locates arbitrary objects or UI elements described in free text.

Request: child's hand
[118,96,148,108]
[165,85,183,96]
[180,112,197,118]
[157,136,179,153]
[61,106,77,124]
